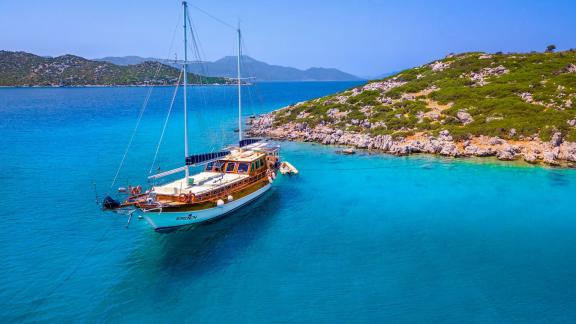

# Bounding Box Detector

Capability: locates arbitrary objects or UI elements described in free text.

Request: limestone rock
[519,92,533,103]
[543,151,559,165]
[523,153,538,164]
[457,110,473,125]
[439,143,458,156]
[497,150,515,160]
[431,61,450,72]
[561,63,576,73]
[489,137,504,145]
[464,145,479,155]
[551,132,563,147]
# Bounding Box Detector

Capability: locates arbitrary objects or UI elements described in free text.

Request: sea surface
[2,82,576,323]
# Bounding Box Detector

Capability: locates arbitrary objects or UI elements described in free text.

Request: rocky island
[0,51,231,87]
[249,50,576,167]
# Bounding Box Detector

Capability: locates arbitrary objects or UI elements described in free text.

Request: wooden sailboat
[102,1,280,232]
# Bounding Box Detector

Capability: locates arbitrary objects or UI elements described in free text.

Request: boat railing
[155,169,270,205]
[194,170,268,201]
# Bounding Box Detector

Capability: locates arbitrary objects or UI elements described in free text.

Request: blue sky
[0,0,575,77]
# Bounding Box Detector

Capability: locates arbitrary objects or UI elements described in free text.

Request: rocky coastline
[248,51,576,168]
[248,113,576,167]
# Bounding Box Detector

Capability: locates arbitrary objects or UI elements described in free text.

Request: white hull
[143,183,271,232]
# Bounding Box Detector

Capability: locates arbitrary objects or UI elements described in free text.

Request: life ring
[178,193,188,202]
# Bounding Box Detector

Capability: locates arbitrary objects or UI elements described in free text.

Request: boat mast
[237,24,242,143]
[183,1,190,182]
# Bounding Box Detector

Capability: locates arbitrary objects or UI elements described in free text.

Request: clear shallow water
[2,82,576,323]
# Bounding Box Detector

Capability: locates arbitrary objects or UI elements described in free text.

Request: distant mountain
[96,55,363,81]
[95,56,161,66]
[0,51,229,87]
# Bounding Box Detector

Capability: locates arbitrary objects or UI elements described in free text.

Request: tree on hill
[546,44,556,53]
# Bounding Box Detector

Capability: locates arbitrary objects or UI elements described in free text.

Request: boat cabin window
[213,161,224,172]
[225,162,237,173]
[205,162,214,171]
[255,158,266,169]
[237,163,249,174]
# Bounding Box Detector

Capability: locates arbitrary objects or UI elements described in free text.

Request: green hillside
[273,50,576,142]
[0,51,229,86]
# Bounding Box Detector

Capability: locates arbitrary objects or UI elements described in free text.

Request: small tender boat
[279,161,298,175]
[336,148,356,155]
[102,2,282,232]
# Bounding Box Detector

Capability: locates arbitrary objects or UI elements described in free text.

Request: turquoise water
[2,82,576,323]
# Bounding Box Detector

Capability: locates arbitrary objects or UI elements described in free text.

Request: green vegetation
[273,50,576,141]
[0,51,229,86]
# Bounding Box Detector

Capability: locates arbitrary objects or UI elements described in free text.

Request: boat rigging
[102,1,282,232]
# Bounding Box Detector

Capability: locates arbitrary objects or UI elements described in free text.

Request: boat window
[251,162,255,171]
[237,163,249,174]
[213,161,224,172]
[226,162,237,173]
[205,162,214,171]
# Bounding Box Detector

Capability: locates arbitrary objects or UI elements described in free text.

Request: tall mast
[182,1,190,182]
[237,25,242,143]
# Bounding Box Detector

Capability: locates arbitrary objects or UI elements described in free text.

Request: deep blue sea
[2,82,576,323]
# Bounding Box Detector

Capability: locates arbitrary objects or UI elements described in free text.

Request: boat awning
[148,165,187,180]
[239,138,262,148]
[185,150,230,166]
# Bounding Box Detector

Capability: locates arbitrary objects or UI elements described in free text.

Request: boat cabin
[204,151,268,176]
[148,149,277,203]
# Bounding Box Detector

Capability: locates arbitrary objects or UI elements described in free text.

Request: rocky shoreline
[248,113,576,167]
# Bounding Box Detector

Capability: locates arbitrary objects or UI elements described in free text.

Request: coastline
[248,112,576,168]
[0,81,358,89]
[0,83,242,89]
[281,140,561,170]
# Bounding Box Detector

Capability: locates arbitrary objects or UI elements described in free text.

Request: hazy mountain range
[95,55,363,81]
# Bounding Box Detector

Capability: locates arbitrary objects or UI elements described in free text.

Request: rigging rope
[187,12,221,151]
[186,12,235,151]
[187,13,210,119]
[188,3,236,30]
[107,11,182,194]
[108,68,160,194]
[149,68,184,175]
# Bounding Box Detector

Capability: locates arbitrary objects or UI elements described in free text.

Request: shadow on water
[547,170,570,187]
[162,194,279,269]
[93,190,284,320]
[126,188,282,278]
